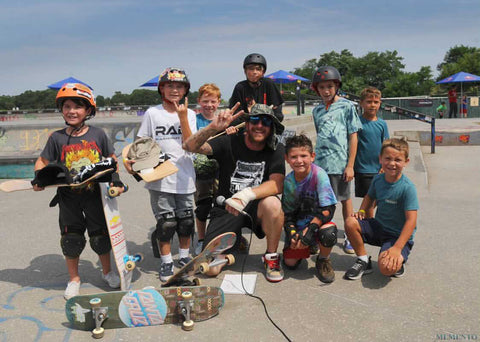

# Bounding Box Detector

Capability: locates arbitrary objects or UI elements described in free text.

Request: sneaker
[64,281,81,300]
[178,257,192,268]
[159,262,174,282]
[194,240,204,256]
[315,257,335,283]
[344,257,373,280]
[262,253,284,282]
[343,239,355,254]
[102,271,121,289]
[392,264,405,278]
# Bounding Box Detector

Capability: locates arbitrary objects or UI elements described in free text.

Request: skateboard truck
[179,291,194,331]
[123,253,144,271]
[90,298,109,339]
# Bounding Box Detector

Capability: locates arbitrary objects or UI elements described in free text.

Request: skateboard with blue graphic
[65,286,224,337]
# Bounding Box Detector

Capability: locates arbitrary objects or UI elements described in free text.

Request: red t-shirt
[448,89,457,103]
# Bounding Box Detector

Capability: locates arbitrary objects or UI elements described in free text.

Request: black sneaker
[344,257,373,280]
[178,257,192,268]
[392,264,405,278]
[159,262,174,282]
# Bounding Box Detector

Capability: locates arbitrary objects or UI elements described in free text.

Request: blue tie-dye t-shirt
[282,163,337,230]
[313,97,362,174]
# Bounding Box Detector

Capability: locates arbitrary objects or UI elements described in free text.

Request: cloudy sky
[1,0,479,99]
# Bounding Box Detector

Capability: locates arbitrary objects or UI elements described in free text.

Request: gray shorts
[149,190,195,220]
[328,174,351,201]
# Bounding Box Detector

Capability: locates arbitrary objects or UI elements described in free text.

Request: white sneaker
[102,271,121,288]
[64,281,81,300]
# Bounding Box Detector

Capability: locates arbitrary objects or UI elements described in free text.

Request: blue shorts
[358,218,414,262]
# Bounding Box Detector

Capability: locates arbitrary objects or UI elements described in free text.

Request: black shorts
[354,173,376,198]
[203,198,268,250]
[57,185,108,236]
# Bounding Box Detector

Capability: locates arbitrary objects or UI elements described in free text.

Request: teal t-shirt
[368,173,419,240]
[196,113,212,130]
[313,97,362,174]
[354,116,389,174]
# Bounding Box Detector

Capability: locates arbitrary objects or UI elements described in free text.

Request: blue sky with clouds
[1,0,479,98]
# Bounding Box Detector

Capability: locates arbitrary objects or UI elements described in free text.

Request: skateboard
[163,232,237,287]
[65,285,224,337]
[122,143,178,183]
[0,168,114,193]
[99,182,143,291]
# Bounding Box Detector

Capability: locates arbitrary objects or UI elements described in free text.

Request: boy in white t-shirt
[125,67,197,282]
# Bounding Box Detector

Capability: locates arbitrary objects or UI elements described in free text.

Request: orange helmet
[56,83,96,117]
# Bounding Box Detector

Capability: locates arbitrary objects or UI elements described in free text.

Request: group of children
[33,53,419,299]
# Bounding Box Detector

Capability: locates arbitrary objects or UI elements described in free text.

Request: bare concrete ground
[0,139,479,341]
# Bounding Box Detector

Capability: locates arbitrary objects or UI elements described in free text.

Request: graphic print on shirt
[154,124,182,139]
[61,140,102,173]
[230,160,265,193]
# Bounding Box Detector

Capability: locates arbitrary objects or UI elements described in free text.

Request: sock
[161,253,173,264]
[179,248,190,259]
[358,255,369,263]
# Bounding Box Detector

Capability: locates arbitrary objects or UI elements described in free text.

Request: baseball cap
[127,137,161,172]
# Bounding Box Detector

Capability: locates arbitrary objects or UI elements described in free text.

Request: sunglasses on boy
[247,115,272,127]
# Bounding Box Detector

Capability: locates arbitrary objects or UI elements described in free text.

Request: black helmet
[311,66,342,88]
[157,67,190,96]
[243,53,267,71]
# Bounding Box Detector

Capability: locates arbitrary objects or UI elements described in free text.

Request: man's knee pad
[60,233,86,258]
[176,209,194,237]
[195,198,212,222]
[89,232,112,255]
[318,223,337,248]
[151,212,176,258]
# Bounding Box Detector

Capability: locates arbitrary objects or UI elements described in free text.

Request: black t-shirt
[229,77,284,122]
[208,134,285,199]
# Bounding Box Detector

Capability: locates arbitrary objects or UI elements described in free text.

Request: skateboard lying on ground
[65,285,224,337]
[0,168,115,192]
[99,182,143,291]
[163,232,237,287]
[122,143,178,183]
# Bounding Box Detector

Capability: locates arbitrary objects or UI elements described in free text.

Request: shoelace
[352,260,365,271]
[160,262,173,272]
[266,257,280,271]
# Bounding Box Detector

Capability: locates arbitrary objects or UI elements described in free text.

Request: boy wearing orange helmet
[33,83,125,299]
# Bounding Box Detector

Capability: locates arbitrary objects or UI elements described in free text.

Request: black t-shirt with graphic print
[208,133,285,199]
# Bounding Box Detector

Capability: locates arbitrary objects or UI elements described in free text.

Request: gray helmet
[311,66,342,88]
[243,53,267,71]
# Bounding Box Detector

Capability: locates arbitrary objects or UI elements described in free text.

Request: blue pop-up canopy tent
[47,77,93,90]
[436,71,480,104]
[265,70,309,92]
[140,75,159,87]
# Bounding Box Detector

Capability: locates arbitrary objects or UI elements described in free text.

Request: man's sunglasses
[247,115,273,127]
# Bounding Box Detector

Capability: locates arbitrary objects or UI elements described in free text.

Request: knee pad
[89,232,112,255]
[60,233,86,258]
[176,209,194,237]
[195,198,212,222]
[318,223,337,248]
[151,212,176,258]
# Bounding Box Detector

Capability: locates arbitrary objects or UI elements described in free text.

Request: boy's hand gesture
[210,102,244,132]
[174,97,189,119]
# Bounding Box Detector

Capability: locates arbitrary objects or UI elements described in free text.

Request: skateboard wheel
[181,291,193,300]
[125,260,136,271]
[135,253,144,262]
[199,262,210,274]
[89,298,101,307]
[182,320,194,331]
[193,278,201,286]
[92,327,105,339]
[226,254,235,265]
[108,187,119,197]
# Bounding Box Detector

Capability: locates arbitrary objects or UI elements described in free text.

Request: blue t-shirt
[282,163,337,230]
[368,173,419,240]
[354,116,389,174]
[313,97,362,174]
[196,113,212,130]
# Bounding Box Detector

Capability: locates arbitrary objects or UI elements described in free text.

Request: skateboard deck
[65,286,224,335]
[0,168,114,193]
[163,232,237,287]
[99,182,142,291]
[122,144,178,183]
